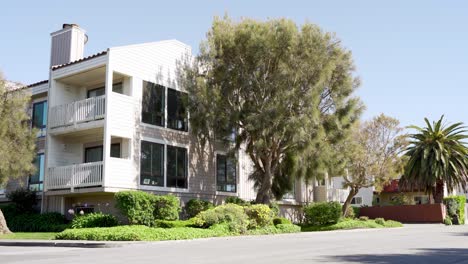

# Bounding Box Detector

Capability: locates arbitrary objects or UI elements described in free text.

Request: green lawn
[0,232,58,240]
[301,219,403,232]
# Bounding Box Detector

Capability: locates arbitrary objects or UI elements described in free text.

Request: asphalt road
[2,224,468,264]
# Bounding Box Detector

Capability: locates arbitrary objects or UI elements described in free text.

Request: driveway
[2,224,468,264]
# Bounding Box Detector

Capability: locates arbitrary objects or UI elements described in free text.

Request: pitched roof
[51,51,107,71]
[27,80,48,87]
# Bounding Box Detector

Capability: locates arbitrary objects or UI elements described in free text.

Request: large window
[167,146,188,188]
[216,154,236,192]
[32,101,47,131]
[351,197,363,205]
[140,141,164,187]
[29,153,44,191]
[167,88,188,131]
[142,81,165,127]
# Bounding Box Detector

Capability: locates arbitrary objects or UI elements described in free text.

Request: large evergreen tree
[179,17,362,204]
[0,73,36,234]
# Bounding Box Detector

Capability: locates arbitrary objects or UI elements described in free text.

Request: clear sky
[1,1,467,128]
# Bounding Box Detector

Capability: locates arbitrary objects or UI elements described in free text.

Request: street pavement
[1,224,468,264]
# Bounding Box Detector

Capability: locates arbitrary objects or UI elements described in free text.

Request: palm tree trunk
[0,209,12,235]
[433,180,445,203]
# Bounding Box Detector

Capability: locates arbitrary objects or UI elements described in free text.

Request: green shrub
[115,191,155,226]
[55,225,232,241]
[303,202,341,226]
[444,195,465,225]
[153,195,181,220]
[352,207,360,218]
[71,213,119,229]
[153,219,195,228]
[185,199,214,218]
[6,212,67,232]
[273,217,292,226]
[375,218,385,225]
[269,202,280,217]
[247,224,301,235]
[193,204,249,233]
[6,188,38,213]
[225,197,250,206]
[245,204,274,228]
[344,206,355,219]
[444,216,453,226]
[359,216,369,221]
[383,220,403,228]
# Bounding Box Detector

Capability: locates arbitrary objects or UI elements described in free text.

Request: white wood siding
[108,92,136,138]
[106,158,137,189]
[110,40,191,91]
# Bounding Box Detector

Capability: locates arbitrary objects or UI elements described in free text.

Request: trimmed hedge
[114,191,181,226]
[193,204,249,233]
[273,217,292,226]
[185,199,214,218]
[444,195,465,225]
[115,191,155,226]
[225,197,250,206]
[55,223,301,241]
[153,219,195,228]
[244,204,274,228]
[5,212,68,232]
[304,202,341,226]
[71,213,119,229]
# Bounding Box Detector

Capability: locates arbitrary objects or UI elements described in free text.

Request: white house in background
[2,24,332,218]
[328,177,374,207]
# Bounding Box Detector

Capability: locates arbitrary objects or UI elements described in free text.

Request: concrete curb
[0,240,125,248]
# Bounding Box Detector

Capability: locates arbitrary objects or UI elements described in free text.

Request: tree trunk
[433,180,445,204]
[342,188,358,216]
[255,156,273,204]
[0,209,12,235]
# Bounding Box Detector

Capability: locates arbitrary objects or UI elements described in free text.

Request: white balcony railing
[46,161,103,191]
[49,95,106,128]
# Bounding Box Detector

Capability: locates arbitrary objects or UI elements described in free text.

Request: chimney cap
[62,23,80,29]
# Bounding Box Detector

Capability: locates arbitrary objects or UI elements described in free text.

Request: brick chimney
[50,24,88,67]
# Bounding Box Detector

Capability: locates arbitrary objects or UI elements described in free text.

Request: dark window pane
[32,101,47,129]
[142,82,165,127]
[140,141,164,187]
[85,146,103,163]
[29,154,44,191]
[167,145,187,188]
[167,89,188,131]
[216,154,236,192]
[112,83,123,94]
[87,87,105,98]
[111,143,121,158]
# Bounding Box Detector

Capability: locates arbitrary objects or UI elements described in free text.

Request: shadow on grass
[327,248,468,264]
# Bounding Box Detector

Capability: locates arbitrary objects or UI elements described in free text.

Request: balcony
[46,161,103,191]
[49,95,106,129]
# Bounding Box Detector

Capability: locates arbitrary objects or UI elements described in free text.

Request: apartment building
[0,24,326,218]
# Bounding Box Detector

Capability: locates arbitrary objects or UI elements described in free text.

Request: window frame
[166,88,188,132]
[139,137,190,192]
[32,100,48,132]
[29,153,45,192]
[215,152,237,193]
[140,140,165,187]
[351,196,363,205]
[141,81,165,127]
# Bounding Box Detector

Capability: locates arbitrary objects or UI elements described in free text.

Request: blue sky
[1,1,467,128]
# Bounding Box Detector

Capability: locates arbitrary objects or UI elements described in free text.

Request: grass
[301,219,403,232]
[0,232,58,240]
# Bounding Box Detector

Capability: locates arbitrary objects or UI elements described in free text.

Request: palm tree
[401,116,468,203]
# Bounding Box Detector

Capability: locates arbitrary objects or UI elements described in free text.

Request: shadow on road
[327,248,468,264]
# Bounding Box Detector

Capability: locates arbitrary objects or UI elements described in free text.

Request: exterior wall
[360,204,446,223]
